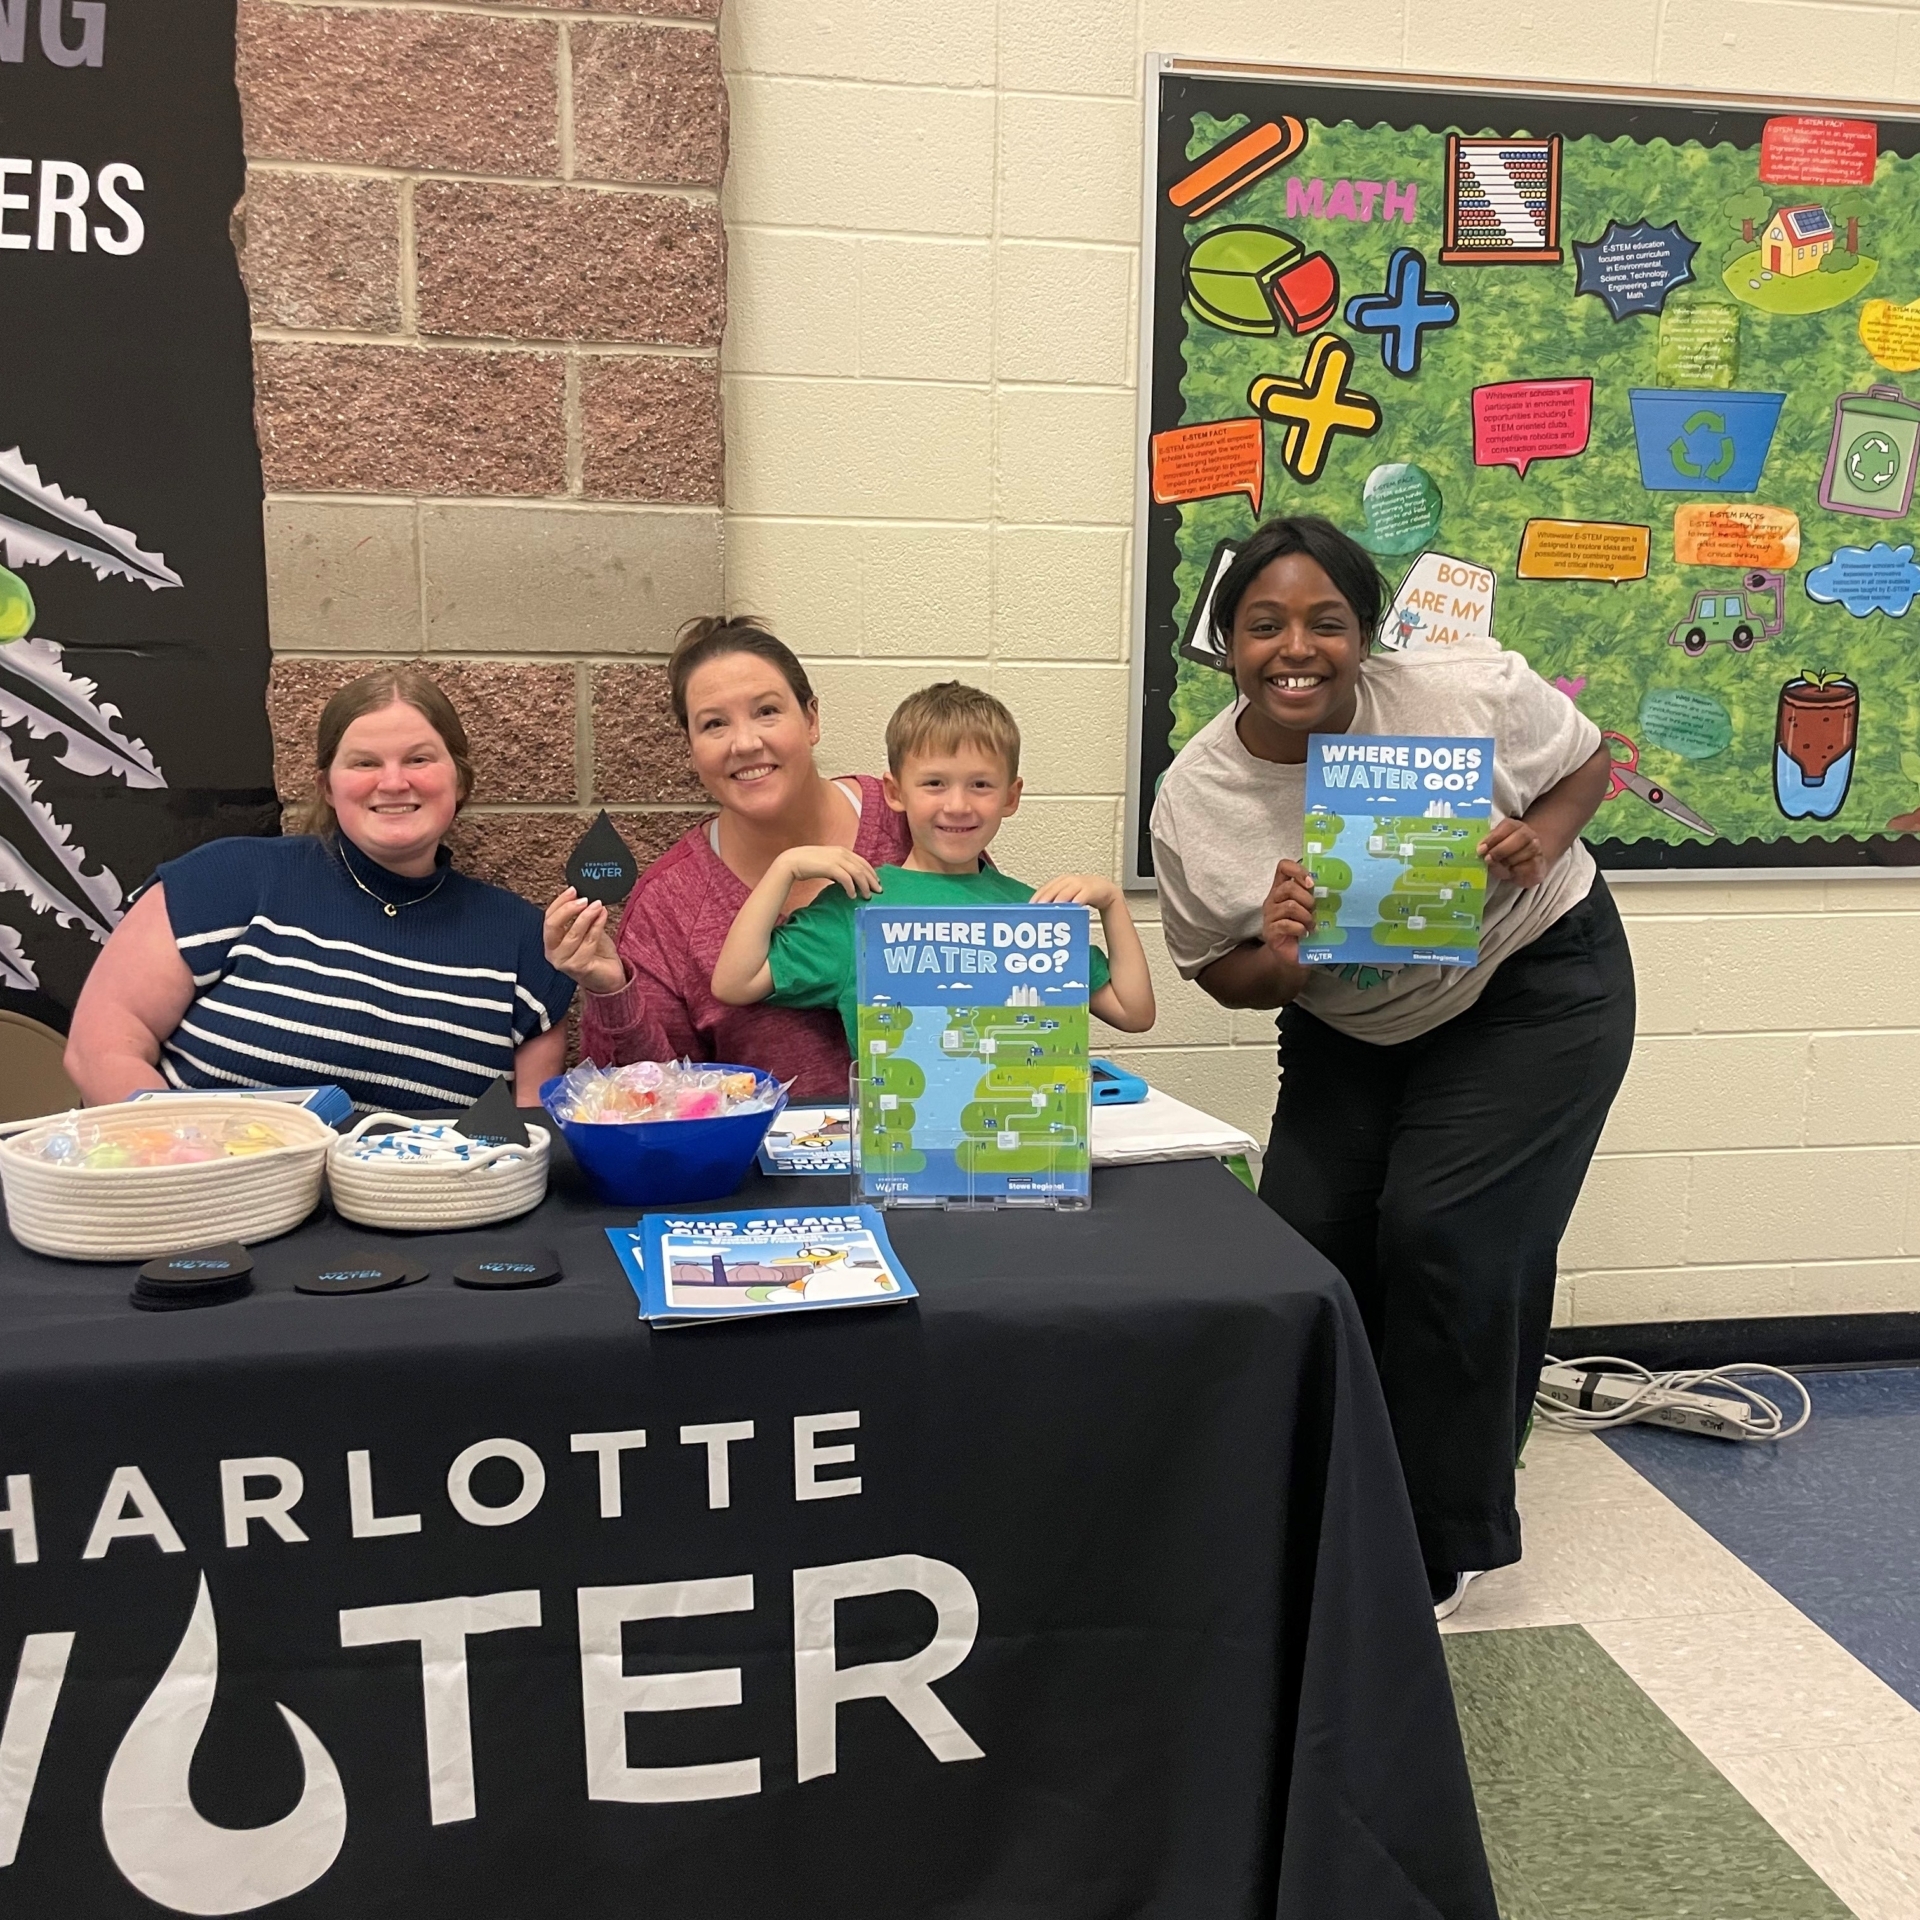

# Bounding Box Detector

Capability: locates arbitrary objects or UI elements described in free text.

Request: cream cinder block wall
[719,0,1920,1325]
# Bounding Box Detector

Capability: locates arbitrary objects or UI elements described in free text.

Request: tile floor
[1444,1368,1920,1920]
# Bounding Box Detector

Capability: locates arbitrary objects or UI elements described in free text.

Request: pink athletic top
[578,774,912,1101]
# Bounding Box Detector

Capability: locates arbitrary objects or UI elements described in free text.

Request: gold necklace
[340,844,449,918]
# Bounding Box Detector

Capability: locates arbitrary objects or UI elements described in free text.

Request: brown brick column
[236,0,724,909]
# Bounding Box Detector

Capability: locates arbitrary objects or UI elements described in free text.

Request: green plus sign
[1846,429,1902,493]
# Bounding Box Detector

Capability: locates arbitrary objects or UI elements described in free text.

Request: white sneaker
[1432,1570,1483,1622]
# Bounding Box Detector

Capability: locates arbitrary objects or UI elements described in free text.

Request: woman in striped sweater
[65,667,574,1113]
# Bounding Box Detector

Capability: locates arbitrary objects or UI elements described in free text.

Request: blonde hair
[290,666,475,839]
[884,682,1021,781]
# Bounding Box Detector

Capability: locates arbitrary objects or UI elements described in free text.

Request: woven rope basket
[326,1113,550,1231]
[0,1096,334,1261]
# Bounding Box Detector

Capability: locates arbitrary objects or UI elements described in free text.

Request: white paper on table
[1090,1087,1257,1167]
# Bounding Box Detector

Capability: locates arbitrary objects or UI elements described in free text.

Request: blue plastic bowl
[540,1067,788,1207]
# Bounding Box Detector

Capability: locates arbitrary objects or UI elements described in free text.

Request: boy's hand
[1261,859,1317,965]
[1479,817,1548,887]
[778,846,882,897]
[1031,874,1119,911]
[543,888,628,996]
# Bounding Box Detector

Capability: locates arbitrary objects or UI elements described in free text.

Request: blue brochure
[607,1205,915,1326]
[1300,733,1495,967]
[756,1106,853,1175]
[854,901,1093,1207]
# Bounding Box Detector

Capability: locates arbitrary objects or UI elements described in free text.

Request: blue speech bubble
[1574,219,1699,320]
[1805,541,1920,617]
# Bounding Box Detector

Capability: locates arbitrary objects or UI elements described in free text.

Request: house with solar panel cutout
[1761,205,1835,276]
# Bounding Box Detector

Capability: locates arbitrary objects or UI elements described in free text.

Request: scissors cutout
[1601,731,1718,839]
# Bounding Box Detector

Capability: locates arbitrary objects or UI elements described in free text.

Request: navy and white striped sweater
[153,835,574,1113]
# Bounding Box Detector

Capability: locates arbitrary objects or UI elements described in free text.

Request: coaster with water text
[565,810,639,907]
[454,1075,530,1149]
[296,1254,421,1296]
[452,1249,561,1290]
[132,1242,254,1311]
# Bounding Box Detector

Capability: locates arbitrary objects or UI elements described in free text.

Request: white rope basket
[0,1096,334,1262]
[327,1113,550,1231]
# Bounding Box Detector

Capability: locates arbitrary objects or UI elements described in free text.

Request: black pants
[1259,879,1636,1574]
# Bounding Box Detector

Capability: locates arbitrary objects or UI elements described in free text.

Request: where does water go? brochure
[1301,733,1496,967]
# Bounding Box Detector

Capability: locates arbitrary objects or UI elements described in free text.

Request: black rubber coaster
[452,1249,561,1289]
[132,1243,256,1311]
[296,1255,418,1296]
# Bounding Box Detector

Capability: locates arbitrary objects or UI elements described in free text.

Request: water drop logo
[100,1575,347,1914]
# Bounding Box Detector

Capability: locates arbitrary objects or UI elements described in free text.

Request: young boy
[711,682,1155,1044]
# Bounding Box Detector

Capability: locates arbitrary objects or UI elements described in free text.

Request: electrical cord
[1535,1354,1813,1441]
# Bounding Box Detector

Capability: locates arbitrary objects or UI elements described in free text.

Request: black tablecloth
[0,1145,1494,1919]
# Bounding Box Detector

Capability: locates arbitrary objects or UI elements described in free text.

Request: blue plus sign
[1344,248,1459,377]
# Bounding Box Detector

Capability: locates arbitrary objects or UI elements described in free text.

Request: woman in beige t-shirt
[1151,516,1633,1620]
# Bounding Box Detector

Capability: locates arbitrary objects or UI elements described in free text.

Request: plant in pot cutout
[1773,673,1858,822]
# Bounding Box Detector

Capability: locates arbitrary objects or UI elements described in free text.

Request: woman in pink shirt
[542,617,909,1100]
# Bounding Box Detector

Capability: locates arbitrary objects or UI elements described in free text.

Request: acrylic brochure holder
[851,900,1093,1211]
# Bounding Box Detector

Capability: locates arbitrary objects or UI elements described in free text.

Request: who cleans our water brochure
[1300,733,1495,967]
[606,1206,916,1326]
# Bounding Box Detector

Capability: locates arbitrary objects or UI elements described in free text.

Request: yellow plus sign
[1248,335,1382,483]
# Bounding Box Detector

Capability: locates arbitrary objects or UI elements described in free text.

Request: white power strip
[1537,1364,1759,1440]
[1534,1355,1813,1443]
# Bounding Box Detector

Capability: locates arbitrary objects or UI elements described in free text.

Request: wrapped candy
[549,1060,783,1126]
[29,1115,297,1169]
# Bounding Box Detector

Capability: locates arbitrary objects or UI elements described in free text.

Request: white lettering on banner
[82,1466,185,1560]
[0,1631,73,1868]
[578,1578,760,1804]
[102,1575,346,1911]
[0,158,142,253]
[569,1429,647,1520]
[338,1590,542,1826]
[219,1458,308,1549]
[793,1412,861,1503]
[446,1438,545,1528]
[5,1549,983,1905]
[34,158,85,250]
[792,1556,985,1782]
[41,0,104,64]
[681,1420,754,1510]
[0,1475,36,1566]
[347,1448,422,1539]
[0,0,105,66]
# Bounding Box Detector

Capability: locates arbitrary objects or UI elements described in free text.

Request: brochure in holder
[852,899,1093,1210]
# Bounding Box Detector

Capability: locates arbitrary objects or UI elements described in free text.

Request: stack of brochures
[607,1204,916,1326]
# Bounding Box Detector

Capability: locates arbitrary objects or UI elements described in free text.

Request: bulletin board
[1127,61,1920,883]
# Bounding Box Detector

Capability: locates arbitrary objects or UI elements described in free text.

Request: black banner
[0,1162,1496,1918]
[0,0,275,1030]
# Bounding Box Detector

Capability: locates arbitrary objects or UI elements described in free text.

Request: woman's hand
[544,888,628,997]
[777,846,881,898]
[1481,745,1612,888]
[1478,818,1549,888]
[1030,874,1119,910]
[1260,858,1317,965]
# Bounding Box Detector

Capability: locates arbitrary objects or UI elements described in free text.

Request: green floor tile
[1445,1626,1854,1920]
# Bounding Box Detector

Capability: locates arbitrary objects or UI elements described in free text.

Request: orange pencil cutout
[1169,118,1306,218]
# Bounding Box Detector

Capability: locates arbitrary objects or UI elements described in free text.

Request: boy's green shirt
[765,864,1112,1047]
